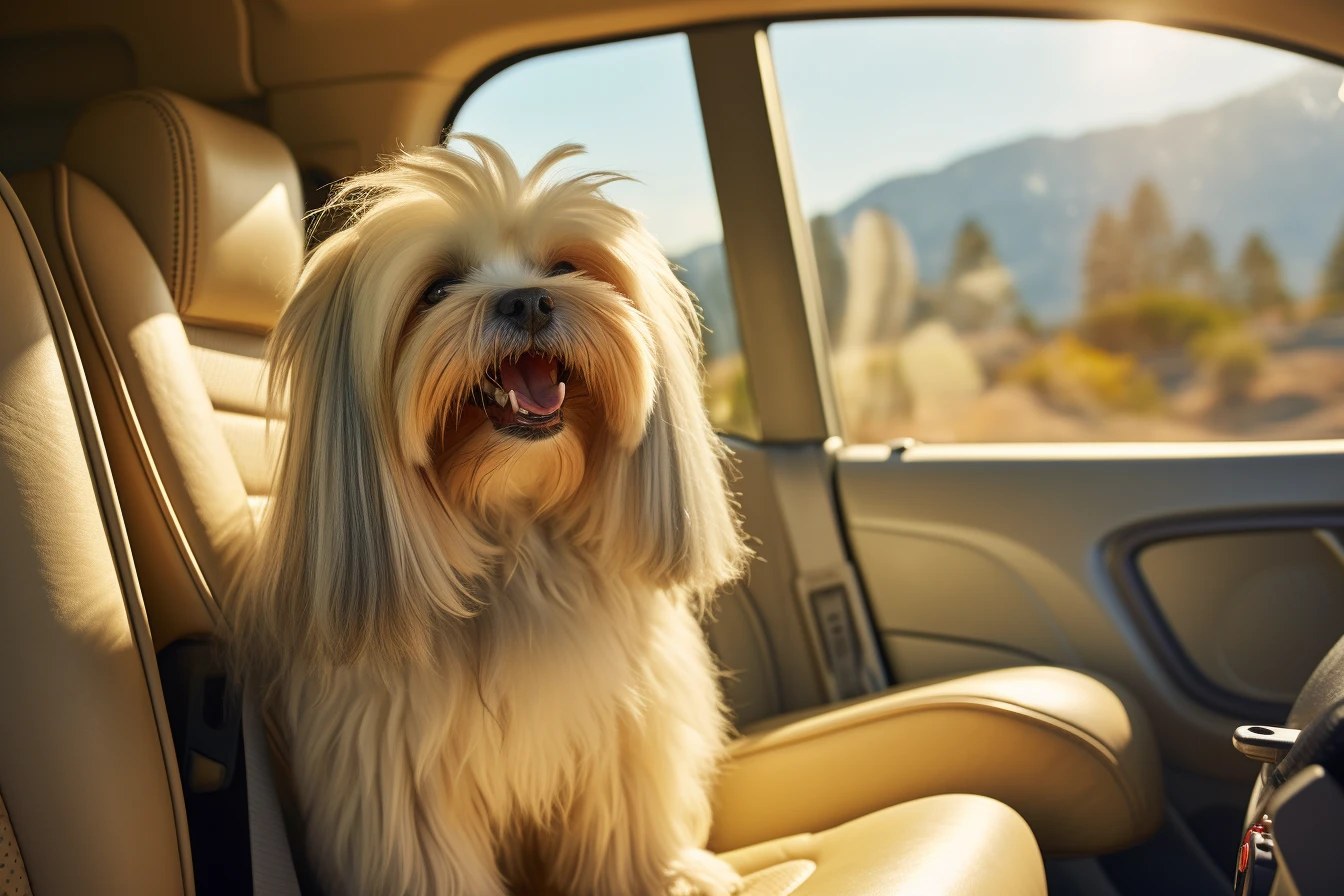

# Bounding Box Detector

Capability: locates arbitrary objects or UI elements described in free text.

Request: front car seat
[0,172,192,894]
[14,91,298,655]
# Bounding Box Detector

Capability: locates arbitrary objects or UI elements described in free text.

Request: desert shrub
[1005,333,1163,414]
[1189,328,1266,404]
[1014,308,1042,338]
[1078,289,1238,355]
[1318,292,1344,318]
[704,352,759,438]
[831,342,912,435]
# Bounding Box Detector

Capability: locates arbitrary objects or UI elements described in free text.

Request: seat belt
[242,690,303,896]
[767,441,889,702]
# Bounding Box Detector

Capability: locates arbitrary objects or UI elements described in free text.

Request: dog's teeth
[493,387,507,407]
[508,390,518,414]
[550,367,558,384]
[519,408,530,416]
[557,381,566,403]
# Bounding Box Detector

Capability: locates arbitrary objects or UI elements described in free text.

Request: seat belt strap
[768,442,889,701]
[243,690,303,896]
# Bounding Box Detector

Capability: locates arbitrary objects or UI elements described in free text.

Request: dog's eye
[547,261,578,277]
[423,276,464,306]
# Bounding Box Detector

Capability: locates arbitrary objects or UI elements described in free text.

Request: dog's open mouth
[474,350,568,439]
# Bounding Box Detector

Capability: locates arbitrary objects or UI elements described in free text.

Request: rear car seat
[14,86,1157,865]
[0,168,1046,896]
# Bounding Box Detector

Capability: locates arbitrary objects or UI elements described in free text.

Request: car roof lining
[4,1,1344,108]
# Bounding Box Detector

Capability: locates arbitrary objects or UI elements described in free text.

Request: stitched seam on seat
[153,92,200,314]
[50,163,225,631]
[136,91,194,311]
[83,92,187,305]
[728,696,1144,834]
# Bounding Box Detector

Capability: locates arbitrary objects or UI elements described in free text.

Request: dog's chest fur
[280,530,722,856]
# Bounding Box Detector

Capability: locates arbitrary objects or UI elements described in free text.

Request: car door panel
[880,633,1046,682]
[836,440,1344,779]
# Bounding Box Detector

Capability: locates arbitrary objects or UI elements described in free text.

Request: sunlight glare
[1089,20,1162,78]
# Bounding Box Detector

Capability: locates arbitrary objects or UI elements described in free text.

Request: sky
[454,18,1326,257]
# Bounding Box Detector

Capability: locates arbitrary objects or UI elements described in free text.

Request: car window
[767,17,1344,444]
[453,34,760,440]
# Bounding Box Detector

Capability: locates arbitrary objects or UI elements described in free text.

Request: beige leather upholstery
[0,173,192,894]
[183,322,279,524]
[13,88,301,648]
[723,795,1045,896]
[63,90,304,333]
[712,665,1163,857]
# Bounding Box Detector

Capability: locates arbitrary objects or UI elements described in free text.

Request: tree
[941,218,1018,331]
[1234,232,1292,315]
[1083,209,1133,306]
[946,218,996,281]
[1171,229,1221,298]
[810,214,849,344]
[1320,218,1344,313]
[1127,179,1175,289]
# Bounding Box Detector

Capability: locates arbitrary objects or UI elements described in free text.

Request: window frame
[444,13,1344,448]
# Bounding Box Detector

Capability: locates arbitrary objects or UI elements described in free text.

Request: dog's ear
[238,229,478,668]
[609,236,749,604]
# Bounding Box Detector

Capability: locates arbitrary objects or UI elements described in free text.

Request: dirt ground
[842,317,1344,444]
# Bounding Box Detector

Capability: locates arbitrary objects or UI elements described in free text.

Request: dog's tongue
[499,352,564,414]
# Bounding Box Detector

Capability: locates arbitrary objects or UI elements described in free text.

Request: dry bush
[1078,289,1238,355]
[1004,332,1163,415]
[831,342,912,436]
[1189,328,1266,405]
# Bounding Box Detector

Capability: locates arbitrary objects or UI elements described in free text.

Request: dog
[230,135,749,896]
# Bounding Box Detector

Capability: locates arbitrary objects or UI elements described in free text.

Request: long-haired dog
[231,135,749,896]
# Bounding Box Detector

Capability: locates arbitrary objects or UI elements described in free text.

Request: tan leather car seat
[0,172,192,895]
[14,86,1156,865]
[14,90,300,653]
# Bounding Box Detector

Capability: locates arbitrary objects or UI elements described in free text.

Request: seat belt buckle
[158,640,242,793]
[1233,816,1275,896]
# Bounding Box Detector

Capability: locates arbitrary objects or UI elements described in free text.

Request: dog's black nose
[496,287,554,332]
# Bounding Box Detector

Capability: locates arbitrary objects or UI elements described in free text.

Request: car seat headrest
[63,88,304,332]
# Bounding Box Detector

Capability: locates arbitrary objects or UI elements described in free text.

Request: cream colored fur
[231,136,748,895]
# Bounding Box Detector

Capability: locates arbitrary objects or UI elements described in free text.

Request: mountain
[677,63,1344,351]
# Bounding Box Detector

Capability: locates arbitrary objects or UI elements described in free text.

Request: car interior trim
[1105,510,1344,722]
[686,22,836,443]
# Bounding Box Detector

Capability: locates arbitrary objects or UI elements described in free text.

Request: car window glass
[769,17,1344,443]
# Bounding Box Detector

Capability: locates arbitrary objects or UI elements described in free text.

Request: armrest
[709,666,1163,857]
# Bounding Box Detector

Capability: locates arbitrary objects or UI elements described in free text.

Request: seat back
[0,173,192,895]
[13,89,305,650]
